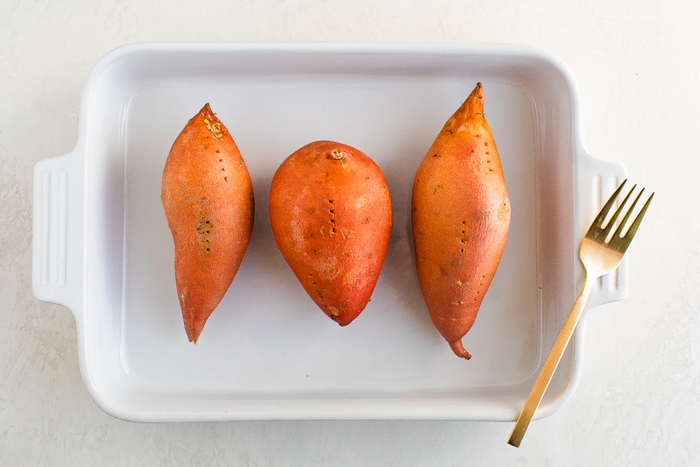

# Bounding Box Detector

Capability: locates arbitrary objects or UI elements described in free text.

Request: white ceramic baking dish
[33,42,626,422]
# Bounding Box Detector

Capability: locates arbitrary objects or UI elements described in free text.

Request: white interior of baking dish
[33,43,625,421]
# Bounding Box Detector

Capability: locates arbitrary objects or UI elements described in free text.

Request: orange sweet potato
[161,103,255,343]
[269,141,392,326]
[411,83,510,359]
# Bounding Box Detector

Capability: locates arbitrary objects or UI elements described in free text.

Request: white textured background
[0,0,696,465]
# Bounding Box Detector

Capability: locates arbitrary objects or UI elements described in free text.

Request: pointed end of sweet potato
[330,312,356,327]
[445,83,486,130]
[200,102,214,116]
[185,321,204,344]
[462,82,485,118]
[449,340,472,360]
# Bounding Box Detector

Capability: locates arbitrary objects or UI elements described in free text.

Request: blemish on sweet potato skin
[161,103,255,343]
[269,141,392,326]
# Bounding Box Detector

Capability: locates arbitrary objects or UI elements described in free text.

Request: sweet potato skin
[161,103,255,343]
[411,83,510,359]
[269,141,392,326]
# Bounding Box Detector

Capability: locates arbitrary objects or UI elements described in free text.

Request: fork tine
[612,187,644,238]
[617,191,654,242]
[603,183,637,235]
[589,179,627,232]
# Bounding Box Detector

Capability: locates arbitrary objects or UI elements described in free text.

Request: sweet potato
[411,83,510,359]
[269,141,392,325]
[161,103,254,343]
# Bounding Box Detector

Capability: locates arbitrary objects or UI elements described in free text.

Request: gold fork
[508,179,654,447]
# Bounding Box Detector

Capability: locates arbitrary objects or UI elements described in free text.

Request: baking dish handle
[577,152,628,309]
[32,148,84,322]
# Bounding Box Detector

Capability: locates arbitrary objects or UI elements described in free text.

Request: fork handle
[508,273,595,447]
